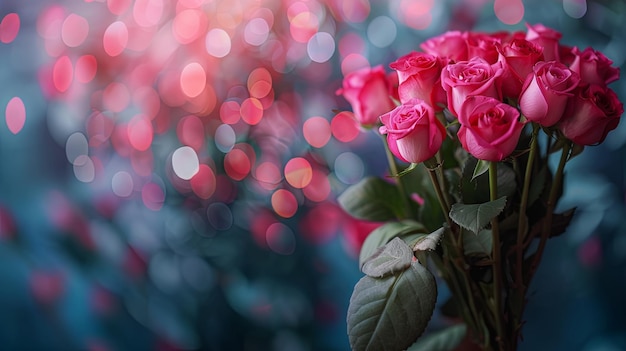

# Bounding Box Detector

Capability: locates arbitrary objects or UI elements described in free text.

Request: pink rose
[379,98,447,164]
[389,51,446,109]
[569,47,620,85]
[525,23,562,62]
[466,32,501,64]
[336,65,397,127]
[519,61,580,126]
[441,57,504,118]
[559,84,624,145]
[457,95,525,161]
[420,31,468,63]
[497,38,544,98]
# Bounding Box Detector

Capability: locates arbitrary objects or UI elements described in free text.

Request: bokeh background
[1,0,625,350]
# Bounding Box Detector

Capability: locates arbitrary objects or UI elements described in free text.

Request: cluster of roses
[337,23,623,163]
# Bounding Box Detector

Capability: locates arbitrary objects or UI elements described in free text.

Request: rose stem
[527,141,571,282]
[489,161,506,350]
[426,160,452,229]
[428,160,484,344]
[516,124,539,285]
[379,132,410,219]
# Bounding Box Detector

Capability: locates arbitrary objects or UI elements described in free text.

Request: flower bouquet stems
[337,24,622,351]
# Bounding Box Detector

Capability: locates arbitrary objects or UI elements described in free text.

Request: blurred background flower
[0,0,624,350]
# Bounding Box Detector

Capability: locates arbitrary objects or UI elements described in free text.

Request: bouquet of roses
[336,23,623,351]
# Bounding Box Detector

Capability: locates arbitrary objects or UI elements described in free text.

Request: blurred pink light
[61,13,89,47]
[219,100,241,124]
[224,148,251,181]
[255,161,281,191]
[103,21,129,56]
[52,55,73,93]
[102,82,130,112]
[338,0,370,23]
[340,53,369,76]
[494,0,524,25]
[107,0,132,15]
[87,111,115,147]
[303,116,331,148]
[127,115,154,151]
[331,111,360,143]
[284,157,313,189]
[1,12,20,44]
[173,9,206,44]
[205,28,231,58]
[289,11,319,43]
[303,169,331,202]
[133,0,164,28]
[133,86,161,120]
[5,97,26,134]
[131,149,154,176]
[248,67,273,99]
[180,62,207,98]
[190,164,217,199]
[398,0,434,29]
[271,189,298,218]
[75,55,98,83]
[177,115,205,151]
[141,182,165,211]
[240,97,263,125]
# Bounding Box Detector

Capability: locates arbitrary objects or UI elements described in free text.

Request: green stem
[379,133,410,219]
[516,124,539,285]
[489,161,506,350]
[432,244,478,330]
[426,162,453,229]
[528,141,571,282]
[435,153,452,213]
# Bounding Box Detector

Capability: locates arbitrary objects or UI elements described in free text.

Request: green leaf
[362,237,413,278]
[496,163,517,198]
[406,324,467,351]
[449,197,507,234]
[359,220,427,268]
[413,227,444,252]
[463,229,493,256]
[472,159,490,181]
[461,157,515,203]
[347,261,438,351]
[338,177,404,222]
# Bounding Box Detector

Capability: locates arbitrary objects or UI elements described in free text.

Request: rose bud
[559,84,624,145]
[379,98,447,164]
[441,57,504,118]
[336,65,397,128]
[457,95,526,162]
[569,47,620,86]
[525,23,562,62]
[519,61,580,126]
[420,30,468,63]
[389,51,446,109]
[497,38,544,98]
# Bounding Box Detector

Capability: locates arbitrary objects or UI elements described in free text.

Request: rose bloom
[457,95,526,161]
[420,31,468,63]
[336,65,397,128]
[379,98,447,164]
[466,32,502,64]
[498,38,544,98]
[525,23,562,62]
[519,61,580,126]
[559,84,624,145]
[569,47,620,86]
[441,57,504,118]
[389,51,446,109]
